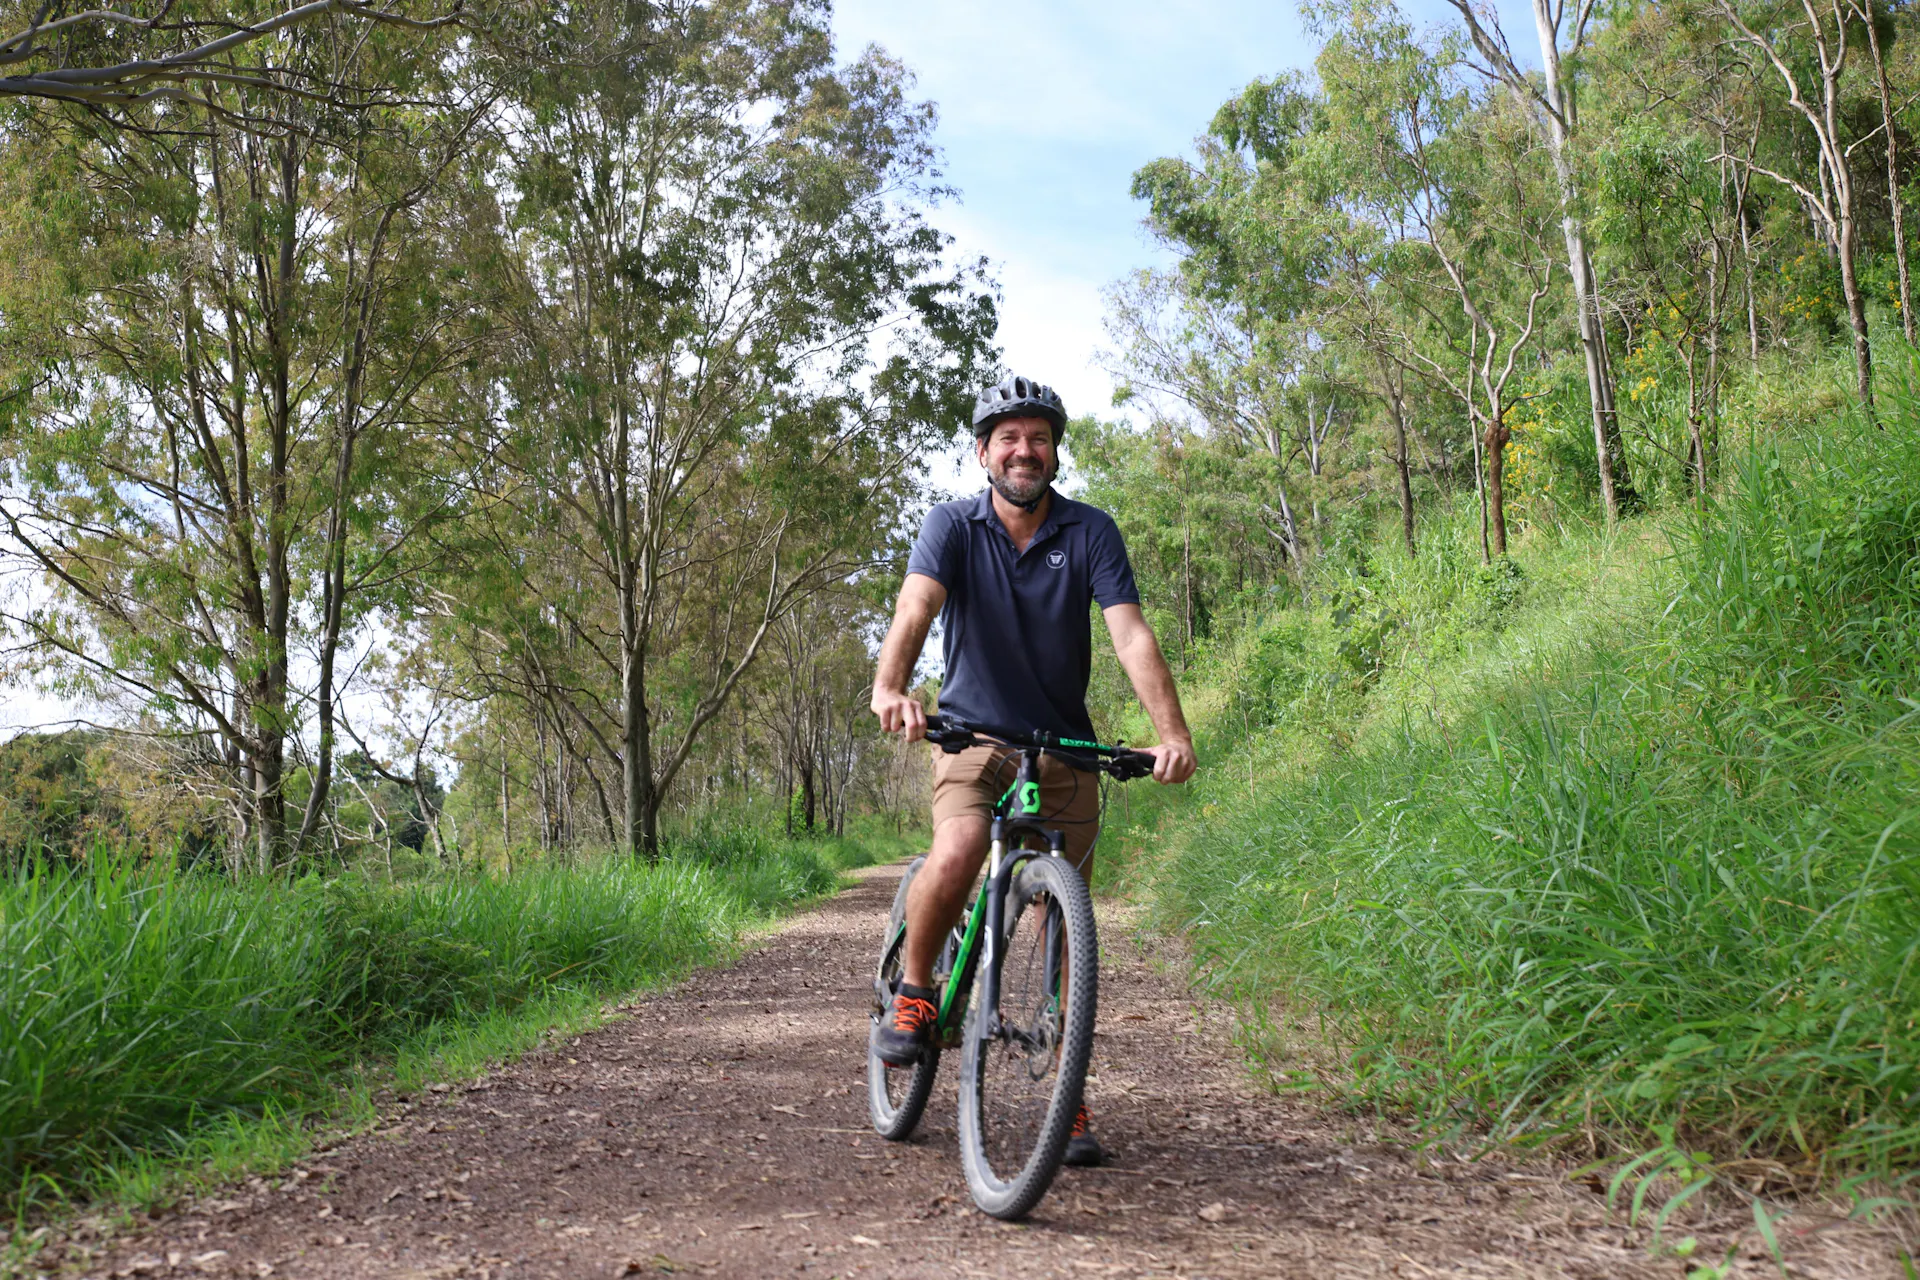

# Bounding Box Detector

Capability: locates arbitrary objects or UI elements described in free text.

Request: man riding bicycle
[870,373,1197,1168]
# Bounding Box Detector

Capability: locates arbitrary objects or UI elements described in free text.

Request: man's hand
[1145,738,1196,785]
[871,574,946,743]
[1103,603,1198,785]
[872,688,928,741]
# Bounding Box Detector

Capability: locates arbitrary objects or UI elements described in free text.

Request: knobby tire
[957,854,1098,1220]
[869,857,939,1141]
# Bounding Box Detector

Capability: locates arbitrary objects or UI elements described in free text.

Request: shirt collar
[965,487,1083,526]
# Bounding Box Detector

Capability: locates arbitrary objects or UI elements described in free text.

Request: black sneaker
[1063,1102,1104,1167]
[872,984,938,1066]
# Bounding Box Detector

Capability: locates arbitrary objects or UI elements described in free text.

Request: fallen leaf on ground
[850,1234,882,1247]
[769,1104,801,1115]
[1198,1202,1231,1223]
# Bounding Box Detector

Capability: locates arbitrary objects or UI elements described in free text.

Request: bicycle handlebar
[923,714,1157,781]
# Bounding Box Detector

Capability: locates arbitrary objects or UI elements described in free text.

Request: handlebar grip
[921,713,975,753]
[1107,750,1156,781]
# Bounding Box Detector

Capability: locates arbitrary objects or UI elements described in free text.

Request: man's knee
[927,814,988,867]
[912,816,987,907]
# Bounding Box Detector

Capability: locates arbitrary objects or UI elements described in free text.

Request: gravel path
[68,862,1903,1279]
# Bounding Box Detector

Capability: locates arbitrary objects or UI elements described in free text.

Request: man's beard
[988,457,1054,507]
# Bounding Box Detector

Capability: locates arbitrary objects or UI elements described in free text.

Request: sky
[831,0,1316,430]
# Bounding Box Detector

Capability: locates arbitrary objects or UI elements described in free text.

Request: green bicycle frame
[933,747,1068,1044]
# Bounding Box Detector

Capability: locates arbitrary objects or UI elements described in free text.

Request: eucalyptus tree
[1434,0,1638,520]
[1100,272,1315,579]
[1200,73,1431,554]
[0,15,494,871]
[1711,0,1877,407]
[1120,73,1351,580]
[1593,124,1739,492]
[1309,3,1561,559]
[470,0,993,857]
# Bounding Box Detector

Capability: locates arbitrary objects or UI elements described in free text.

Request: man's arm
[872,572,948,741]
[1101,603,1197,784]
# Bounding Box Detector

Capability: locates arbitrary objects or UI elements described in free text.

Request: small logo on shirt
[1046,549,1066,568]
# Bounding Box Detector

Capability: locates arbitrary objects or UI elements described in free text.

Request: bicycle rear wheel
[868,857,939,1141]
[957,854,1098,1220]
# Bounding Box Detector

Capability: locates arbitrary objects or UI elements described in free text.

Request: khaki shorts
[930,744,1102,866]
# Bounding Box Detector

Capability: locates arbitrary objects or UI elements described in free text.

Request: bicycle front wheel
[868,857,939,1141]
[957,854,1098,1220]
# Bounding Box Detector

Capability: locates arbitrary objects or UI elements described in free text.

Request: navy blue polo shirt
[905,487,1140,741]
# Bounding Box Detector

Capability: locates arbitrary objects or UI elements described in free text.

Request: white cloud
[837,0,1543,432]
[836,0,1316,424]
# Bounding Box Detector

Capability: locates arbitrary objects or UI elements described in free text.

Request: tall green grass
[1125,397,1920,1181]
[0,824,871,1205]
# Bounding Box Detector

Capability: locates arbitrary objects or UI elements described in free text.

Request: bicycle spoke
[978,891,1068,1177]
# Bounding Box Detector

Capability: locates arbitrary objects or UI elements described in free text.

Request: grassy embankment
[1,822,912,1219]
[1099,378,1920,1189]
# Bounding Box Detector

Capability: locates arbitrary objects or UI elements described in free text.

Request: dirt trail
[68,863,1900,1279]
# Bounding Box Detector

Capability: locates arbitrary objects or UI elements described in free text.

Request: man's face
[978,416,1057,507]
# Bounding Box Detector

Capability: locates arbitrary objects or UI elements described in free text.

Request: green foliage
[0,732,117,860]
[0,822,864,1205]
[1111,393,1920,1179]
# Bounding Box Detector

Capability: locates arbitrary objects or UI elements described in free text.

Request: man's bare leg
[904,814,1098,991]
[904,814,989,990]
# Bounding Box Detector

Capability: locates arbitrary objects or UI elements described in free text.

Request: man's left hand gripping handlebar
[1144,739,1197,785]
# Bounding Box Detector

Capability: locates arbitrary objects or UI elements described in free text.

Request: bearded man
[869,374,1196,1167]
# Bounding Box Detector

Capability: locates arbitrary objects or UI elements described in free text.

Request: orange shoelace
[1072,1104,1092,1137]
[891,994,937,1033]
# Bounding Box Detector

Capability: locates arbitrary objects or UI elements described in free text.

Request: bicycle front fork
[976,816,1067,1042]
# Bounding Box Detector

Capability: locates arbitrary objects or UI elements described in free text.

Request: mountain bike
[866,714,1155,1219]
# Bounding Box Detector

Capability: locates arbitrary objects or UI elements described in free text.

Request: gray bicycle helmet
[971,374,1067,440]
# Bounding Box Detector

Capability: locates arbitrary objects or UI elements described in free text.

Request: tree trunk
[1271,471,1305,581]
[1485,414,1511,557]
[1181,515,1193,670]
[1470,409,1490,565]
[533,708,552,851]
[1395,415,1416,556]
[801,759,816,833]
[1734,157,1761,360]
[1376,354,1417,554]
[254,743,285,876]
[622,641,657,859]
[499,733,511,853]
[1838,204,1875,408]
[1861,3,1915,344]
[1720,0,1872,407]
[1684,343,1706,497]
[1527,0,1636,521]
[254,136,302,874]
